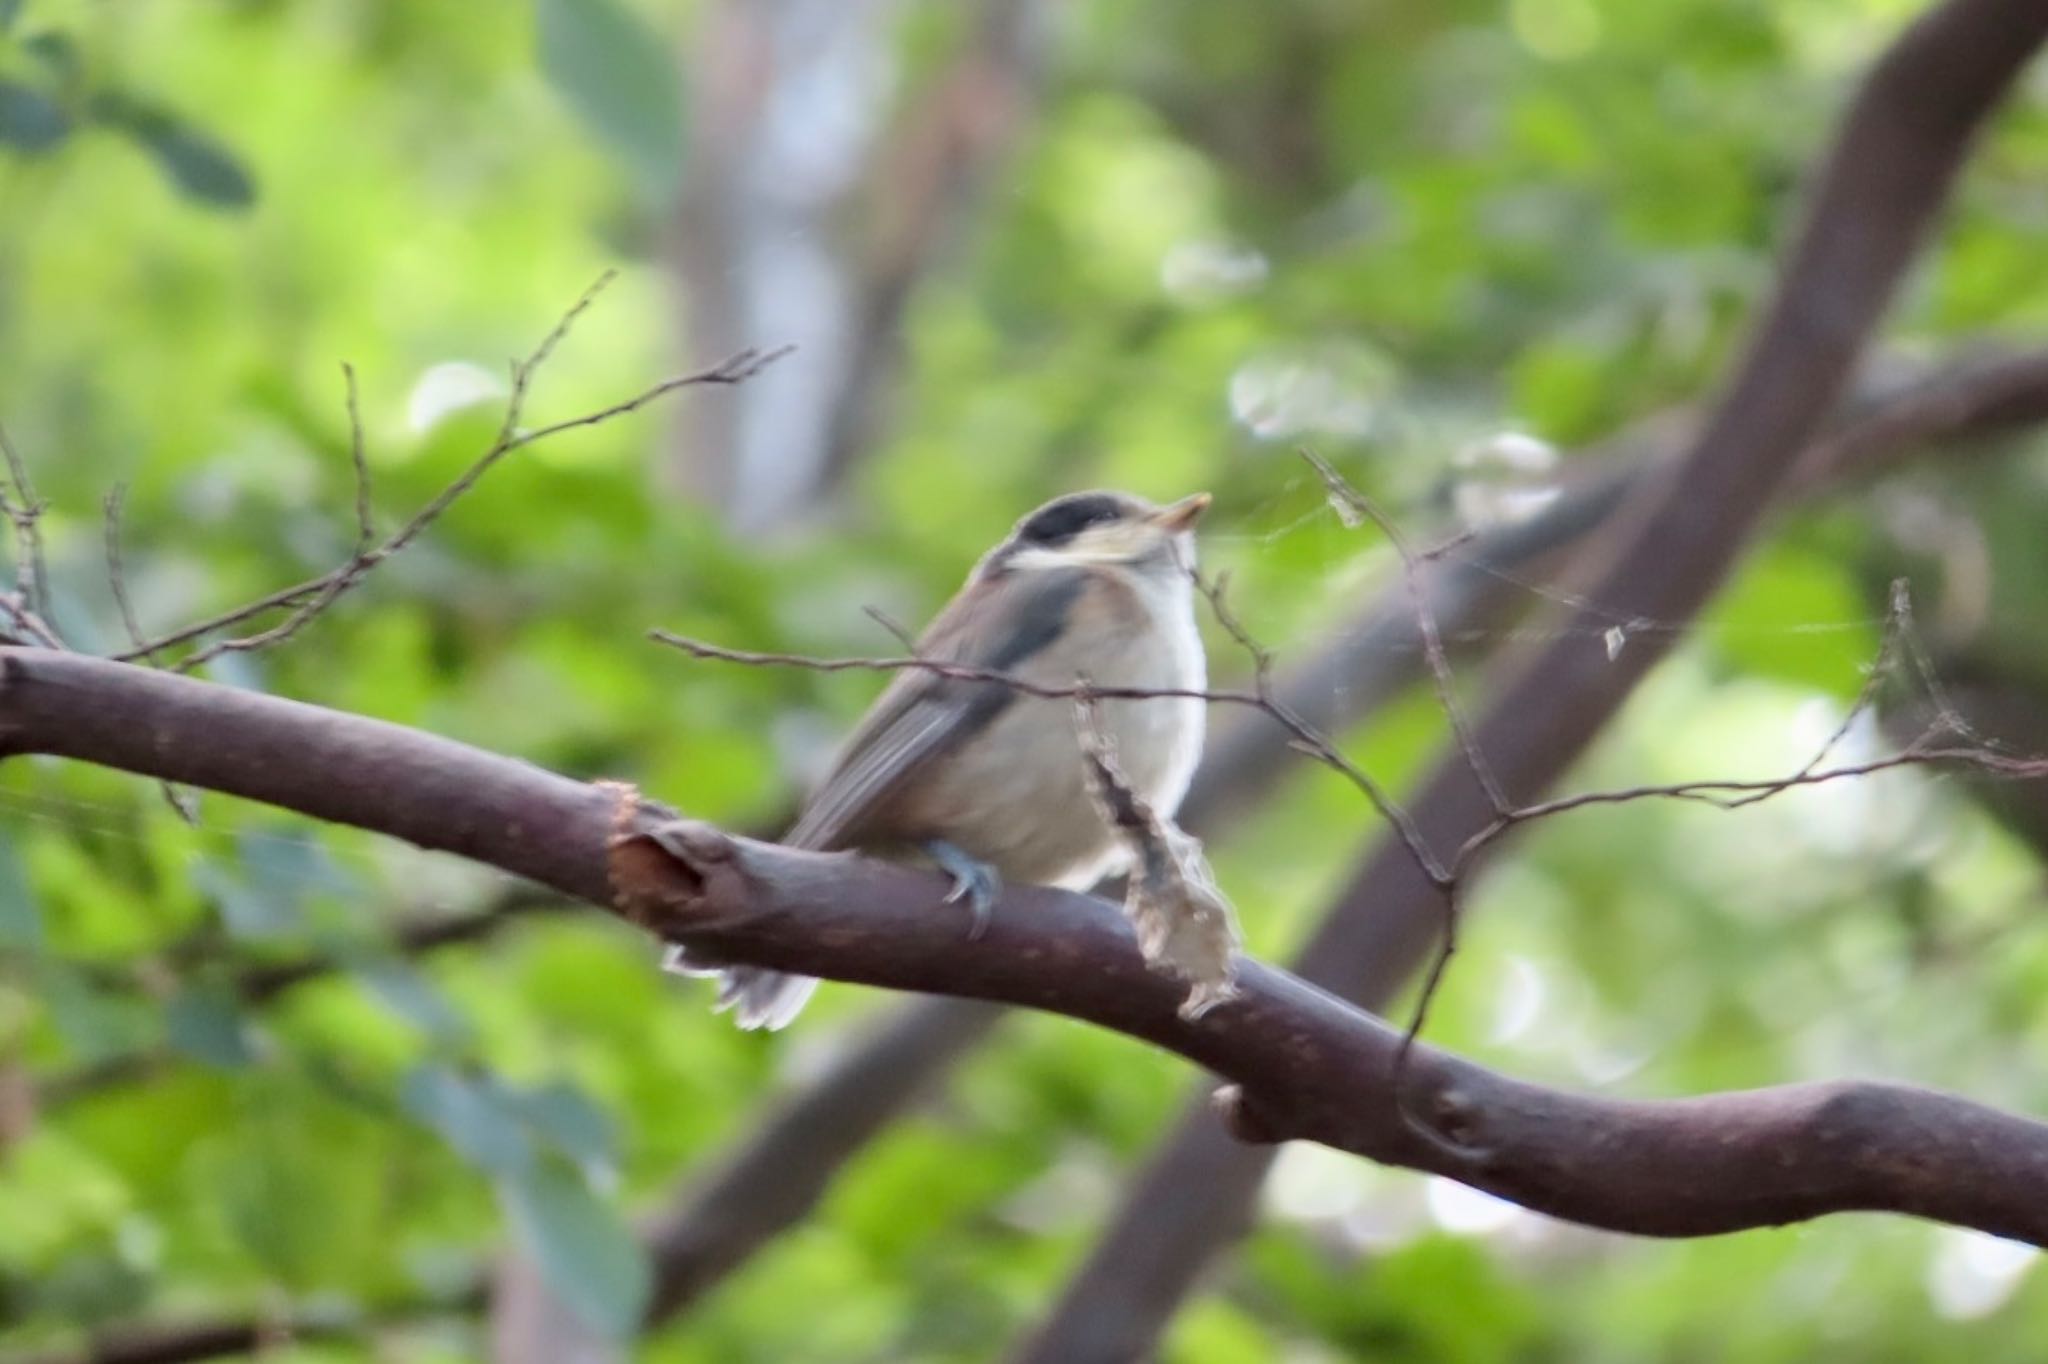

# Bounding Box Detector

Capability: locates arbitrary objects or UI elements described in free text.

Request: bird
[666,488,1213,1029]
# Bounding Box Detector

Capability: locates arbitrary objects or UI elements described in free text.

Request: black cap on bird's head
[982,489,1211,577]
[1016,491,1148,547]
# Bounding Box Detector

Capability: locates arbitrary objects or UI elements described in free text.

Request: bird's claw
[926,840,1000,941]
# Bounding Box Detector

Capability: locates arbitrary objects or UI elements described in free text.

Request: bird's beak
[1151,492,1212,533]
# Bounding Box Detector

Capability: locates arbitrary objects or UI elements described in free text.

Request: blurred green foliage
[3,0,2048,1359]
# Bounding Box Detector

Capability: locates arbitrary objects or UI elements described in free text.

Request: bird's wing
[783,565,1087,851]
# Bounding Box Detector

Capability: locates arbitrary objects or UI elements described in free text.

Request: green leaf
[0,77,68,153]
[37,963,155,1063]
[355,958,471,1043]
[88,92,255,209]
[510,1079,616,1171]
[535,0,685,201]
[0,1,23,34]
[0,832,40,950]
[190,858,304,943]
[239,826,350,904]
[135,120,256,208]
[23,30,79,81]
[501,1158,651,1339]
[165,985,256,1068]
[400,1064,533,1175]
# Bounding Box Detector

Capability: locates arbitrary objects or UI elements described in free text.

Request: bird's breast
[890,566,1206,889]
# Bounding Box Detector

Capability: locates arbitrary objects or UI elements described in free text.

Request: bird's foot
[926,840,1000,941]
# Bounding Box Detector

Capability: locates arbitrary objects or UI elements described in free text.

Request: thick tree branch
[1017,0,2048,1355]
[0,651,633,906]
[4,650,2048,1269]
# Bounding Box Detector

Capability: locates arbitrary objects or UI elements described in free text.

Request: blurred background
[3,0,2048,1359]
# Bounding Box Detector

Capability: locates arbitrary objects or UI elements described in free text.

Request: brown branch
[4,652,2048,1266]
[34,342,2045,1112]
[45,333,2028,1342]
[599,342,2048,1332]
[639,830,2048,1247]
[1015,0,2048,1355]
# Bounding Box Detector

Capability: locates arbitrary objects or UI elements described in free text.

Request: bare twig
[658,558,2021,1162]
[102,484,200,823]
[861,603,918,651]
[102,486,154,664]
[0,423,50,619]
[344,361,375,548]
[0,423,64,649]
[649,622,1453,889]
[657,573,2007,1052]
[1303,449,1510,814]
[103,275,790,668]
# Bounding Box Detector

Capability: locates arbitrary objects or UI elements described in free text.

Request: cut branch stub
[609,821,745,944]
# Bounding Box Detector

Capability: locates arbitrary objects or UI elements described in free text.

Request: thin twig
[0,423,63,648]
[1779,577,1910,785]
[862,604,918,652]
[1303,449,1510,815]
[103,485,157,665]
[103,485,201,824]
[105,272,792,667]
[171,370,379,672]
[649,624,1454,889]
[344,362,374,549]
[654,523,2043,1116]
[1188,565,1450,885]
[0,422,50,620]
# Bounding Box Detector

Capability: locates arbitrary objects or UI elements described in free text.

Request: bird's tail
[662,946,819,1031]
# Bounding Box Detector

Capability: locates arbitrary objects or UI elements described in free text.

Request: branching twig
[649,621,1454,889]
[1303,449,1510,814]
[99,275,791,669]
[0,423,64,650]
[656,531,2036,1157]
[103,485,199,823]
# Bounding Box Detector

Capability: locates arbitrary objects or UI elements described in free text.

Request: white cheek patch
[1009,528,1158,571]
[1007,545,1112,571]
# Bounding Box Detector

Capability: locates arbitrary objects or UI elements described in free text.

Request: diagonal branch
[1014,0,2048,1355]
[597,341,2048,1335]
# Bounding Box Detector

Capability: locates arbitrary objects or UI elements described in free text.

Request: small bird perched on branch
[668,489,1213,1029]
